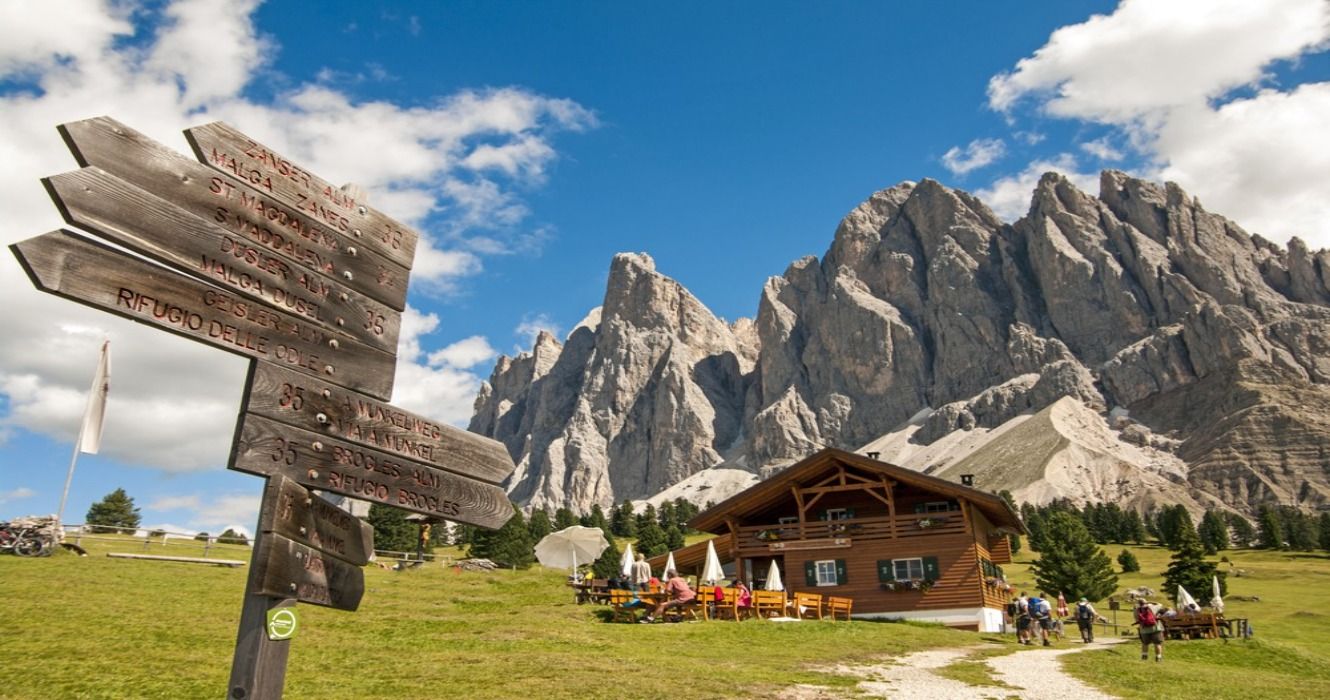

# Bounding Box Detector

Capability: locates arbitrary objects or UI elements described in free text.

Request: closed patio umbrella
[1210,575,1224,613]
[764,559,784,591]
[700,539,723,584]
[620,541,635,578]
[534,526,609,571]
[1177,585,1200,611]
[663,551,677,576]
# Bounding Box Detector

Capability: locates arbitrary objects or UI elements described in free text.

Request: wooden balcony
[734,512,966,556]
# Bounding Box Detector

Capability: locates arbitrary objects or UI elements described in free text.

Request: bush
[1117,549,1140,573]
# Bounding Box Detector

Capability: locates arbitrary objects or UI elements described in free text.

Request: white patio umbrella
[1177,584,1200,611]
[620,541,635,578]
[700,539,724,584]
[663,551,677,576]
[1210,575,1224,613]
[534,526,609,571]
[764,559,784,591]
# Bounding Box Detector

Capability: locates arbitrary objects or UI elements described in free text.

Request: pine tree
[673,498,700,531]
[527,508,553,543]
[367,504,416,553]
[998,490,1022,554]
[1030,512,1118,601]
[1163,526,1226,603]
[636,504,658,533]
[658,501,677,531]
[1197,510,1230,554]
[85,488,141,533]
[554,507,578,530]
[452,524,476,546]
[1117,548,1141,573]
[664,523,685,551]
[610,501,637,538]
[582,503,608,531]
[1159,505,1197,550]
[1257,505,1284,549]
[1123,510,1148,544]
[1318,512,1330,552]
[1021,503,1044,552]
[592,531,621,579]
[1228,514,1256,548]
[1280,506,1317,551]
[471,505,534,568]
[636,516,668,557]
[218,528,250,546]
[194,532,210,542]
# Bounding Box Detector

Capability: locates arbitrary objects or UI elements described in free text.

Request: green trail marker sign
[266,608,298,641]
[9,116,517,700]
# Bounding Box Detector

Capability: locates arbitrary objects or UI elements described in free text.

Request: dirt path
[781,638,1123,700]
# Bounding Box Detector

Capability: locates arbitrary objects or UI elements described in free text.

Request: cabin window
[922,501,954,513]
[778,516,799,525]
[823,508,850,521]
[805,559,847,586]
[892,557,925,581]
[814,560,838,586]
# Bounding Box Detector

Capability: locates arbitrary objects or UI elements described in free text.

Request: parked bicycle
[0,517,59,557]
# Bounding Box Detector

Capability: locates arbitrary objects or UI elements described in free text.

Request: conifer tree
[635,516,668,557]
[1123,510,1148,544]
[998,490,1022,554]
[1197,510,1230,554]
[554,507,578,530]
[218,528,250,546]
[1318,512,1330,552]
[592,531,621,579]
[1021,503,1045,552]
[1030,512,1118,601]
[1163,526,1226,603]
[471,505,534,568]
[85,488,141,533]
[610,501,637,538]
[527,508,553,543]
[1228,514,1256,548]
[658,501,677,531]
[636,504,658,533]
[1257,505,1284,550]
[1280,506,1317,551]
[1159,505,1197,550]
[664,523,685,551]
[1117,548,1140,573]
[367,504,416,552]
[581,503,608,531]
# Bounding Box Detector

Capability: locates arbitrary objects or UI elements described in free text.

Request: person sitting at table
[640,569,695,623]
[733,579,752,615]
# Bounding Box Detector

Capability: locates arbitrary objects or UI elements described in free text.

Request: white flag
[79,340,111,454]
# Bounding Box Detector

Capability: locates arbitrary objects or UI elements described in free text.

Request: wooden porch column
[792,486,807,540]
[883,478,897,538]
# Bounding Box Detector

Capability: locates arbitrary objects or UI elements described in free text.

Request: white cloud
[428,336,497,370]
[975,154,1098,223]
[389,307,494,426]
[941,138,1006,175]
[0,1,593,471]
[514,313,561,348]
[144,492,259,535]
[0,487,36,504]
[1079,137,1123,161]
[985,0,1330,246]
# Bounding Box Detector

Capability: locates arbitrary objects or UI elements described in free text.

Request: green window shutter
[877,560,895,582]
[846,507,856,519]
[922,556,940,581]
[835,559,848,585]
[804,560,817,586]
[913,503,925,514]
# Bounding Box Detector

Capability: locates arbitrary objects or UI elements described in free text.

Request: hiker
[1029,592,1054,646]
[641,569,695,623]
[1075,597,1099,643]
[631,552,652,592]
[1005,595,1021,635]
[1016,592,1032,645]
[1134,599,1165,662]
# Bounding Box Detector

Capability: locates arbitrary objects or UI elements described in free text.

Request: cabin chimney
[960,474,975,487]
[866,451,880,461]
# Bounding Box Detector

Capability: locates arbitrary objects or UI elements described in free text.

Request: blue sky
[3,0,1330,533]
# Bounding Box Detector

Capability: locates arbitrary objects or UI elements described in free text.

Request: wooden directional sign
[254,532,365,611]
[44,167,402,357]
[264,475,375,566]
[10,230,395,400]
[231,414,513,529]
[243,362,513,485]
[58,117,409,311]
[185,122,419,270]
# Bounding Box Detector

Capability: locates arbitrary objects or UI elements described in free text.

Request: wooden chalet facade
[675,448,1024,631]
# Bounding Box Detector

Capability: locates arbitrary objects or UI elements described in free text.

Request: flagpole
[56,411,88,524]
[58,339,109,524]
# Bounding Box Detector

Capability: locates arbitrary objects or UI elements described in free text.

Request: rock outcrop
[472,171,1330,515]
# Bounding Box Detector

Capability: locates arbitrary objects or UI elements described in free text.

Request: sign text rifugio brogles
[9,116,517,700]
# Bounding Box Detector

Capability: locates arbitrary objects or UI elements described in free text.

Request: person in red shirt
[641,569,695,623]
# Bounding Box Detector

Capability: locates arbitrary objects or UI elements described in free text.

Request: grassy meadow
[1,535,992,700]
[1003,543,1330,699]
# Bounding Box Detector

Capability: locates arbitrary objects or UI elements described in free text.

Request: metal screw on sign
[357,206,367,215]
[307,470,319,480]
[342,271,353,281]
[339,292,349,301]
[335,317,345,327]
[328,339,339,350]
[324,365,335,376]
[315,413,329,424]
[347,247,358,256]
[353,228,362,237]
[299,527,307,536]
[320,389,331,399]
[311,442,323,452]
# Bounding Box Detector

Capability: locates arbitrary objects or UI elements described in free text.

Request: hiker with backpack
[1134,598,1165,661]
[1015,592,1032,644]
[1074,597,1100,643]
[1028,592,1054,646]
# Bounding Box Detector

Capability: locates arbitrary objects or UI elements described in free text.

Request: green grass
[933,646,1021,688]
[1004,544,1330,699]
[1,536,980,700]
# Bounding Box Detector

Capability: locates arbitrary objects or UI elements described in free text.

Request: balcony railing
[734,512,966,553]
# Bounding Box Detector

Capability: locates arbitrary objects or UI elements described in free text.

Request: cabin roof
[689,447,1025,534]
[645,533,732,574]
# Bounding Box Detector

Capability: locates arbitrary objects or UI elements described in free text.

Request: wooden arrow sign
[184,122,419,270]
[230,413,513,529]
[243,362,514,485]
[44,167,402,357]
[57,117,409,311]
[10,230,395,400]
[254,532,365,611]
[264,475,375,567]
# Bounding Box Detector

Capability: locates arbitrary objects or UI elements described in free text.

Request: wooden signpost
[9,116,517,699]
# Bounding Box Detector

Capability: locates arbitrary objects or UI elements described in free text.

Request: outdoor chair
[793,592,824,620]
[609,589,643,623]
[710,587,740,621]
[752,590,787,618]
[589,578,611,604]
[825,596,853,621]
[696,585,715,619]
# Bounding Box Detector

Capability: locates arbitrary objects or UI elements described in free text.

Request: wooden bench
[709,587,742,621]
[825,596,853,621]
[609,589,643,623]
[1163,612,1222,639]
[793,592,824,620]
[752,590,787,619]
[587,578,612,605]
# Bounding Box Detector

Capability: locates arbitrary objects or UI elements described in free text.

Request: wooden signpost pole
[10,116,517,700]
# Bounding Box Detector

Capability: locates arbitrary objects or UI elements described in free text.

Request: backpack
[1006,601,1019,617]
[1135,605,1157,627]
[1077,603,1093,621]
[1027,597,1044,618]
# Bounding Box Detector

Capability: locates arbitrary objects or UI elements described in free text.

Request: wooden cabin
[659,448,1024,631]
